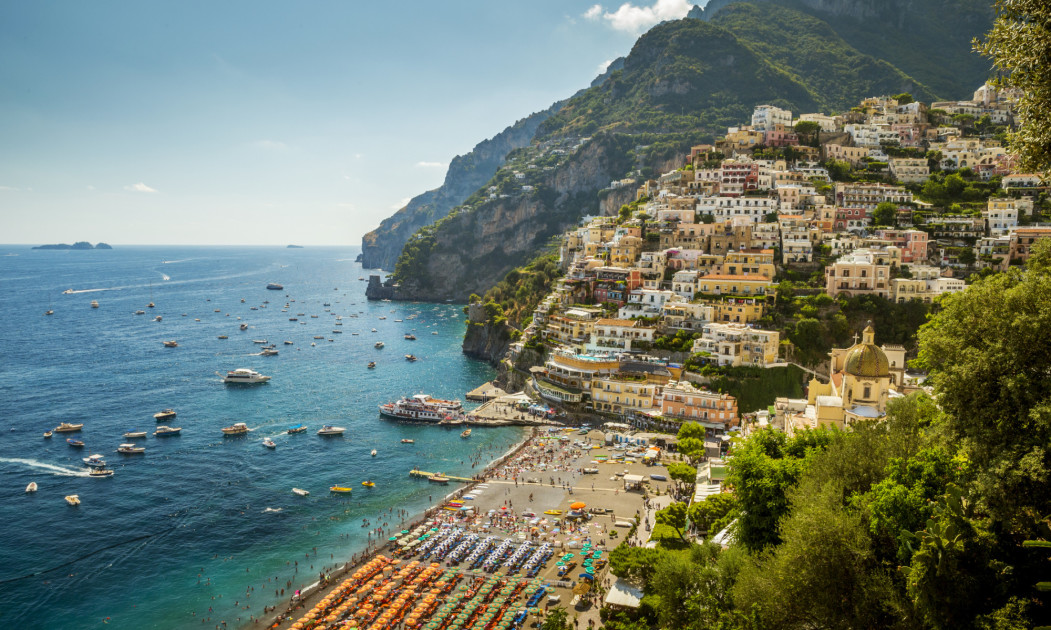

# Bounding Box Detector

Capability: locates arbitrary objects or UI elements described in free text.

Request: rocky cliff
[387,133,666,302]
[359,105,558,271]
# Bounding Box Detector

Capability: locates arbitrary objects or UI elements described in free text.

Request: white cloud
[253,140,288,150]
[86,185,95,191]
[336,202,356,209]
[598,59,614,74]
[583,0,692,33]
[415,161,446,169]
[124,182,158,193]
[0,185,19,191]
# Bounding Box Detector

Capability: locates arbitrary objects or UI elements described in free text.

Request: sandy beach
[261,426,674,629]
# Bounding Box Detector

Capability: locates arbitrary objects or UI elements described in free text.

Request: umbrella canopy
[569,501,586,510]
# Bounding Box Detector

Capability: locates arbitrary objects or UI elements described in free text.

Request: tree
[793,120,821,147]
[541,607,570,630]
[893,92,915,105]
[688,492,736,535]
[654,502,690,542]
[872,201,898,227]
[666,462,697,497]
[608,545,664,588]
[975,0,1051,175]
[677,437,707,465]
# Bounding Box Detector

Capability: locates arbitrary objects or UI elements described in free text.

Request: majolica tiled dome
[844,325,889,378]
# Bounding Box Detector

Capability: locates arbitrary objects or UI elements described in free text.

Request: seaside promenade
[263,428,674,629]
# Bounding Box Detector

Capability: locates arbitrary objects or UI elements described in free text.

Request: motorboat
[260,348,279,356]
[262,437,276,449]
[89,467,114,477]
[428,475,449,484]
[117,444,145,454]
[154,315,162,322]
[287,424,307,434]
[361,481,375,487]
[83,454,107,468]
[404,334,416,340]
[266,283,283,290]
[43,431,53,438]
[370,449,377,457]
[221,368,271,384]
[404,355,417,362]
[26,482,38,493]
[217,335,229,339]
[331,329,342,334]
[292,488,309,496]
[154,425,182,436]
[371,328,377,333]
[222,422,250,436]
[54,423,83,433]
[460,428,472,439]
[135,310,145,315]
[314,335,325,339]
[160,339,178,347]
[401,439,414,444]
[288,317,298,322]
[432,332,438,335]
[317,425,345,436]
[91,300,99,308]
[329,486,353,494]
[252,339,268,344]
[67,438,85,447]
[367,361,376,369]
[239,323,248,330]
[283,340,293,345]
[65,495,80,506]
[123,431,147,439]
[154,409,177,422]
[374,342,384,349]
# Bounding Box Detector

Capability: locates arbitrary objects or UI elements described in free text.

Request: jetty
[465,381,506,402]
[408,469,475,482]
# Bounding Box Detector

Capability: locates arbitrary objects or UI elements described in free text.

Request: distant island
[32,241,112,250]
[286,244,304,248]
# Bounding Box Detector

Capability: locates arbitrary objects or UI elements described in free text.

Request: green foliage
[975,0,1051,176]
[688,492,736,535]
[703,365,806,413]
[872,201,898,226]
[541,607,570,630]
[666,462,697,495]
[609,544,663,588]
[654,502,690,542]
[653,329,698,353]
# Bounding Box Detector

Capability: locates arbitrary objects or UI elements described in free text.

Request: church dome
[844,325,890,378]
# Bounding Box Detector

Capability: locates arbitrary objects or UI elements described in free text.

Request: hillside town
[480,83,1047,454]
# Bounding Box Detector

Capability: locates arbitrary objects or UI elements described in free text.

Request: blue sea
[0,245,522,629]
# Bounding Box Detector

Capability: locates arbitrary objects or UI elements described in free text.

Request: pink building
[875,229,929,264]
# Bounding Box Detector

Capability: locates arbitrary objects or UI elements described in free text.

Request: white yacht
[221,368,271,384]
[83,454,107,468]
[117,444,145,454]
[316,425,345,436]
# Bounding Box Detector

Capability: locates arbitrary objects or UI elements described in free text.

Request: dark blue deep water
[0,246,521,629]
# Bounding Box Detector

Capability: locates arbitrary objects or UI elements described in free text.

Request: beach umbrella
[569,501,586,510]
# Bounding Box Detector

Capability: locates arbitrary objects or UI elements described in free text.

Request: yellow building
[721,249,776,280]
[591,375,659,414]
[696,274,772,298]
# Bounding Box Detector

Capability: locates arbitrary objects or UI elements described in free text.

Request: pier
[408,469,476,482]
[465,381,506,402]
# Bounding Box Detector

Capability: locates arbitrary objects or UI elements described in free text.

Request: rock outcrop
[359,105,559,271]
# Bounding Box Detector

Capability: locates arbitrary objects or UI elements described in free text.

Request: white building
[692,323,780,367]
[752,105,792,132]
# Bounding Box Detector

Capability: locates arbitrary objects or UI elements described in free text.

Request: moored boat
[374,342,384,349]
[117,443,145,454]
[329,486,353,493]
[153,409,176,422]
[404,354,417,362]
[292,488,309,496]
[91,300,99,308]
[54,422,84,433]
[367,361,376,369]
[240,323,248,330]
[221,368,271,384]
[26,482,38,493]
[43,431,53,438]
[218,335,229,339]
[370,449,377,457]
[460,428,472,439]
[67,438,85,447]
[154,425,181,436]
[222,422,250,436]
[428,474,450,484]
[317,425,345,436]
[266,283,284,290]
[378,394,464,423]
[123,431,147,439]
[404,334,416,340]
[401,439,414,444]
[361,481,375,487]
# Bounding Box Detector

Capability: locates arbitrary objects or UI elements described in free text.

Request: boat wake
[0,457,92,477]
[262,507,283,513]
[160,274,170,281]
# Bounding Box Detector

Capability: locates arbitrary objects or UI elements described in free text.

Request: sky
[0,0,700,246]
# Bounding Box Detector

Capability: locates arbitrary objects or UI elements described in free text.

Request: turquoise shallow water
[0,245,521,629]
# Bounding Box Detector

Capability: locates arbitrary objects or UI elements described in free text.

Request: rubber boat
[361,481,375,487]
[26,482,37,493]
[65,495,80,506]
[287,424,307,434]
[292,488,309,496]
[329,486,353,494]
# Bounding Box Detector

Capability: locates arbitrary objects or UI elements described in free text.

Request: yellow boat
[361,481,375,487]
[329,486,353,493]
[543,510,562,515]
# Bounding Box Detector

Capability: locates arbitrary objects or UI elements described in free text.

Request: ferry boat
[221,368,271,384]
[266,283,284,290]
[317,425,345,436]
[154,425,181,436]
[222,422,250,436]
[378,394,464,423]
[123,431,147,439]
[154,409,176,422]
[287,424,307,434]
[117,443,145,454]
[54,422,84,433]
